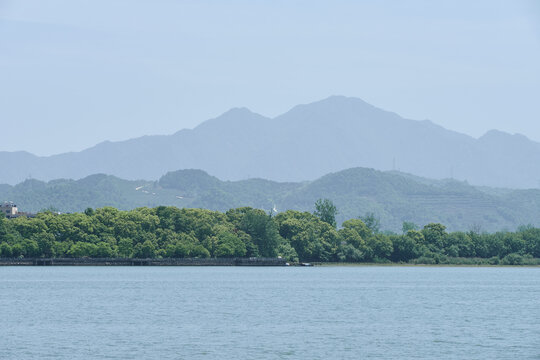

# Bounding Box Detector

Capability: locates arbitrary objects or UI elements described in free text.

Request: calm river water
[1,266,539,359]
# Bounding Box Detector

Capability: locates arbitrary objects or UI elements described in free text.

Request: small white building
[1,202,18,217]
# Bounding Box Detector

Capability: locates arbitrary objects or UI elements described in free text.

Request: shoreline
[0,258,538,267]
[0,257,287,266]
[313,262,540,268]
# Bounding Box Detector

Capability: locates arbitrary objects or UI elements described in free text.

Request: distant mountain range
[2,167,539,232]
[2,96,540,188]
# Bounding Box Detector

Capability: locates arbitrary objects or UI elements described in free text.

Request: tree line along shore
[1,200,539,265]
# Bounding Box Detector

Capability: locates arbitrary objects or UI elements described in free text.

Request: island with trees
[1,199,539,265]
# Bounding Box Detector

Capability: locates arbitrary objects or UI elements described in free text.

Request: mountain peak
[480,129,530,142]
[195,106,266,131]
[481,129,509,138]
[221,107,256,117]
[158,169,220,193]
[296,95,373,110]
[319,95,371,105]
[278,95,388,122]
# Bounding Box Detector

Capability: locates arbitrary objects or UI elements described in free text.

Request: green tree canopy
[313,199,338,228]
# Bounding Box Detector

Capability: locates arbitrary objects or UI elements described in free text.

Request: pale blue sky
[1,0,539,155]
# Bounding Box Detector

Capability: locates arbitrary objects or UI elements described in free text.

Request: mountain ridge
[2,167,540,233]
[2,95,540,188]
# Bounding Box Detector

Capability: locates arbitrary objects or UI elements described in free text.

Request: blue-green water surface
[1,266,539,359]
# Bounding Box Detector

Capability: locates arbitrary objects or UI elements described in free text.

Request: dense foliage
[1,204,539,265]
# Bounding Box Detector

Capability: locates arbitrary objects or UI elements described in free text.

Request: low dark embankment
[0,257,287,266]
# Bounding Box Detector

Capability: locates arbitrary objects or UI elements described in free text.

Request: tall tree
[402,221,418,234]
[240,208,280,257]
[360,212,381,234]
[313,199,338,228]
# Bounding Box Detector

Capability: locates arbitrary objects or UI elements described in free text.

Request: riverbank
[0,257,287,266]
[1,257,538,267]
[314,262,540,267]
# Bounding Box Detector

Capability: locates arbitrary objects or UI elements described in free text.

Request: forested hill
[2,96,540,188]
[2,167,540,232]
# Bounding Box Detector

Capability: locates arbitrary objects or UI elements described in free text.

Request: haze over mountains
[2,167,540,232]
[2,96,540,188]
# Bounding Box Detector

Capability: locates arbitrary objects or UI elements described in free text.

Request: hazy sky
[1,0,539,155]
